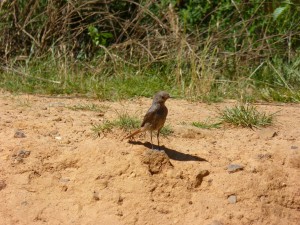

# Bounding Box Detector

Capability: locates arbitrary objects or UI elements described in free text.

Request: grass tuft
[114,112,141,131]
[91,120,115,137]
[219,104,274,128]
[91,112,174,137]
[67,103,107,112]
[192,121,222,129]
[160,124,174,136]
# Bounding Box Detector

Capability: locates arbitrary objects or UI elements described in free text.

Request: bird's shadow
[128,140,208,162]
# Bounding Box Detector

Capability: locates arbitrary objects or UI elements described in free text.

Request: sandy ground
[0,91,299,225]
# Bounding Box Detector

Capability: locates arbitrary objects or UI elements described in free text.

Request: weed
[114,112,141,131]
[91,112,174,137]
[160,124,174,136]
[67,103,106,112]
[219,104,274,128]
[91,120,115,137]
[192,121,222,129]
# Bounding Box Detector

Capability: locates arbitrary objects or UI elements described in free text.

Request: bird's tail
[124,127,146,139]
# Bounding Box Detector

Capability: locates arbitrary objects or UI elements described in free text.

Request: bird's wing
[141,103,160,127]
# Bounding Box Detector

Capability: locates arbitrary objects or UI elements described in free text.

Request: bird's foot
[151,146,161,151]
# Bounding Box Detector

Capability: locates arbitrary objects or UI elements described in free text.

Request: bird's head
[153,91,170,104]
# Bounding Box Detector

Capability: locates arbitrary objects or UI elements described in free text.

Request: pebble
[53,117,62,122]
[256,153,272,160]
[14,130,26,138]
[228,195,237,204]
[16,150,31,158]
[59,178,70,184]
[291,146,298,150]
[227,164,244,173]
[12,150,31,164]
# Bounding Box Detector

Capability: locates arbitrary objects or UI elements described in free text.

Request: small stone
[55,136,62,140]
[291,146,298,150]
[0,180,7,191]
[228,195,237,204]
[14,130,26,138]
[17,150,31,158]
[256,153,272,160]
[53,117,62,122]
[21,201,28,206]
[15,156,24,163]
[227,164,244,173]
[59,178,70,184]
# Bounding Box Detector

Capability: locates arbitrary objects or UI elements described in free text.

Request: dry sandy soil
[0,91,299,225]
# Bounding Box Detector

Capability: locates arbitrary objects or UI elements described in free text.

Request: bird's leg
[150,131,154,150]
[157,130,160,150]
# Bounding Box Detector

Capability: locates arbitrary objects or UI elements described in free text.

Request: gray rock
[228,195,237,204]
[59,178,70,184]
[17,150,31,158]
[11,150,31,164]
[227,164,244,173]
[291,146,298,150]
[13,156,24,164]
[14,130,26,138]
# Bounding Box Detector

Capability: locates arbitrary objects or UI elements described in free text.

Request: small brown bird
[126,91,170,150]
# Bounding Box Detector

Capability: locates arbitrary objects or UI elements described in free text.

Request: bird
[126,91,170,150]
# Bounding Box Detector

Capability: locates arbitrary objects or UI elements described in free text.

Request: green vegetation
[91,112,140,137]
[160,125,174,136]
[67,103,107,112]
[219,105,275,128]
[113,112,141,131]
[91,112,174,137]
[0,1,299,102]
[192,121,222,129]
[92,120,115,137]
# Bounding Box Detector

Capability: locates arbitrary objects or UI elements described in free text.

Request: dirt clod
[0,180,6,191]
[141,149,173,174]
[194,170,210,188]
